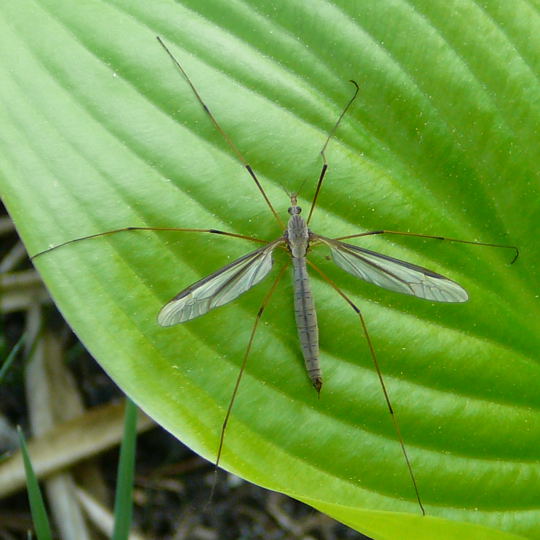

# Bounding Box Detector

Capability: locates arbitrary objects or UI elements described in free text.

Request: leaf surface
[1,1,539,538]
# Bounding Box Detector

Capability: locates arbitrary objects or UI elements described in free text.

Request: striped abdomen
[292,255,321,392]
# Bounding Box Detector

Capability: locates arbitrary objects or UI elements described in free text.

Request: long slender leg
[336,229,519,264]
[30,227,268,260]
[306,162,329,226]
[156,37,284,228]
[306,81,359,226]
[307,259,425,515]
[207,263,289,503]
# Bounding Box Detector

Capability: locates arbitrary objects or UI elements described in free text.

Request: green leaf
[1,1,539,538]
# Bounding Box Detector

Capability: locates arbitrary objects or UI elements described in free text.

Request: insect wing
[158,240,283,326]
[320,237,468,303]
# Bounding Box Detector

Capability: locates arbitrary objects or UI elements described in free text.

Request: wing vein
[158,239,284,325]
[316,236,468,303]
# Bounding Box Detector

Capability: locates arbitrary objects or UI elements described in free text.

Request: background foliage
[1,1,539,538]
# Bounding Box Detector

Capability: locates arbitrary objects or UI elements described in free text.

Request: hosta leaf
[1,1,539,538]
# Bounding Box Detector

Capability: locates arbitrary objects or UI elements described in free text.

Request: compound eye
[297,206,302,214]
[287,207,293,215]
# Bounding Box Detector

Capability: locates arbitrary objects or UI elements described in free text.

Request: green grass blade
[0,332,25,383]
[112,398,137,540]
[17,427,53,540]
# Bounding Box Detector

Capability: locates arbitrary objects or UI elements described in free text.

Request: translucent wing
[318,236,468,303]
[158,240,283,326]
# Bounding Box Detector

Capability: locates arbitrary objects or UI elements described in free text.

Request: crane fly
[32,37,519,516]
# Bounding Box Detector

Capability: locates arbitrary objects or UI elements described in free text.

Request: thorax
[286,211,309,258]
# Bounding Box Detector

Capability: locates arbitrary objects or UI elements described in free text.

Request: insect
[32,37,518,515]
